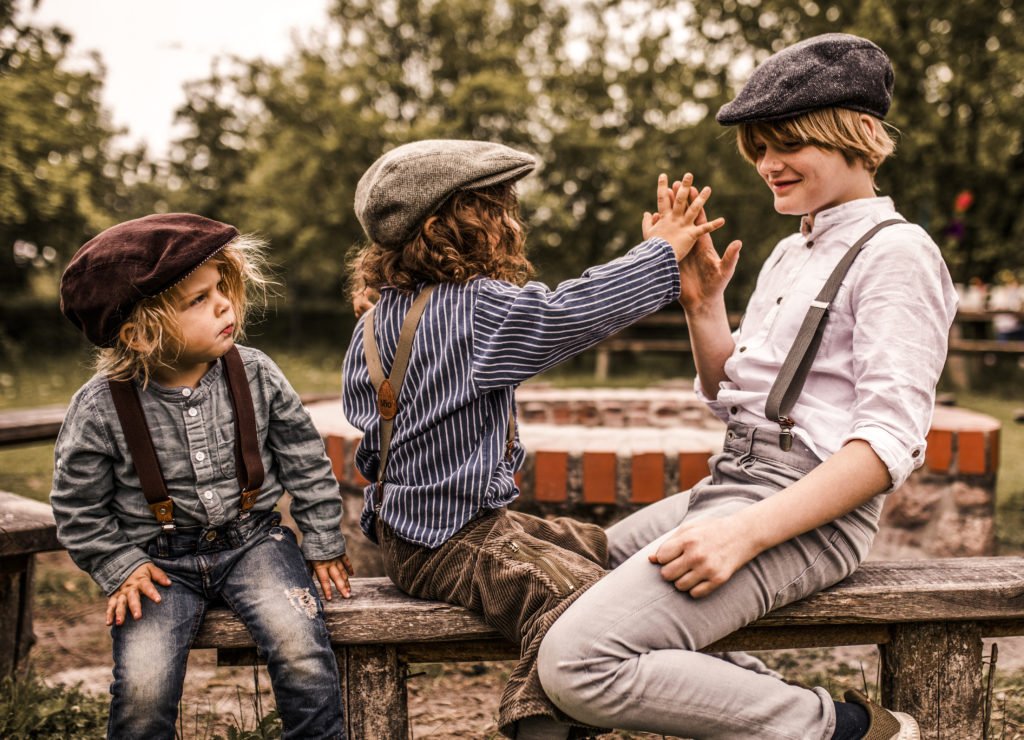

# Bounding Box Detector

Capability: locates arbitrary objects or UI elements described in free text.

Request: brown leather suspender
[108,345,264,531]
[362,285,518,514]
[363,285,436,512]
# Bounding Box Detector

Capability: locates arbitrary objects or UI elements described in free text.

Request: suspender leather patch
[377,379,398,420]
[149,499,175,523]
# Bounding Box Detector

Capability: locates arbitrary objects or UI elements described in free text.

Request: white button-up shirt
[697,197,958,489]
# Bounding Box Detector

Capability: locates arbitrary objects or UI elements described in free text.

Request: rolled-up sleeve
[50,386,151,595]
[261,354,347,560]
[841,232,958,489]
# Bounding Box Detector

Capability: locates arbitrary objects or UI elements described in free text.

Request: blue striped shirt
[342,238,680,547]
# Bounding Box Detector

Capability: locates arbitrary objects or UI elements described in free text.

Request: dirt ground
[29,550,1024,739]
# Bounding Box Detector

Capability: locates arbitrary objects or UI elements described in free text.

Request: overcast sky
[24,0,331,158]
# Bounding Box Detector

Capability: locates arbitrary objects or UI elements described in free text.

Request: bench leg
[0,554,36,677]
[340,645,408,739]
[880,622,983,739]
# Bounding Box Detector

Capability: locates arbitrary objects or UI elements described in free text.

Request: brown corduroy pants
[376,508,608,738]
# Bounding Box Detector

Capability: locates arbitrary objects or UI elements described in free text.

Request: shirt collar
[141,359,224,403]
[800,197,896,240]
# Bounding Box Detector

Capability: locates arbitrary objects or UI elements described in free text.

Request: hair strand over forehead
[737,108,897,176]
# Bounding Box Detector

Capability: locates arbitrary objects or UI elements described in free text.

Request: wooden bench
[195,559,1024,739]
[0,491,63,675]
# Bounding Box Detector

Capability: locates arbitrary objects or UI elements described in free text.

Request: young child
[52,213,353,740]
[342,139,723,738]
[538,34,956,740]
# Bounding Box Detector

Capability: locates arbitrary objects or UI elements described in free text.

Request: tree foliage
[0,0,161,295]
[4,0,1024,321]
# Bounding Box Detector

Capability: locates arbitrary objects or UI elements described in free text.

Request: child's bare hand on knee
[310,554,355,600]
[105,562,172,626]
[642,173,725,262]
[647,516,756,598]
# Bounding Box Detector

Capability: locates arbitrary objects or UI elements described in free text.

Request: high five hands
[644,174,743,310]
[642,173,726,263]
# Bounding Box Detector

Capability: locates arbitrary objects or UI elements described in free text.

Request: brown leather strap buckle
[149,499,176,531]
[240,488,259,511]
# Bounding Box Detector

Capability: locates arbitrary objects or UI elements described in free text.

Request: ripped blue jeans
[108,511,345,740]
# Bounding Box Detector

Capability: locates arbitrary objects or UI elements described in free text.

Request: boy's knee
[537,617,598,711]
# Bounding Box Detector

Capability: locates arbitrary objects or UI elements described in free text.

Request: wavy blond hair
[737,107,897,177]
[351,183,534,294]
[95,234,273,385]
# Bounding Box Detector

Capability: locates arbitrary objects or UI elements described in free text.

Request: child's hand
[677,184,743,312]
[310,554,355,600]
[641,173,725,262]
[647,515,757,599]
[106,562,172,626]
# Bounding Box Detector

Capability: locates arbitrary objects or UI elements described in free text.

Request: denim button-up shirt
[51,344,346,594]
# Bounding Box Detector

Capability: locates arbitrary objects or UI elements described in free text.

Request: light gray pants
[537,422,883,740]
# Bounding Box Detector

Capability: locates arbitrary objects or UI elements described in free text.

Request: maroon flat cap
[60,213,239,347]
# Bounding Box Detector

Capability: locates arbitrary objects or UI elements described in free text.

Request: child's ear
[859,114,878,140]
[118,322,143,351]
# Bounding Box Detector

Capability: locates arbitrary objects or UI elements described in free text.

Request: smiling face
[156,261,237,386]
[753,135,877,217]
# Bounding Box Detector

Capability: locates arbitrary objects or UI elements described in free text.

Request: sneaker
[843,689,921,740]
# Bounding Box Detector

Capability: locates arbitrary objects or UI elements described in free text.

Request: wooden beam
[195,559,1024,651]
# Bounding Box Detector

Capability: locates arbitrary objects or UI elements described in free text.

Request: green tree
[0,1,162,296]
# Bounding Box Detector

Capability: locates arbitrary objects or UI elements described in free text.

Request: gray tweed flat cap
[717,33,894,125]
[355,139,536,247]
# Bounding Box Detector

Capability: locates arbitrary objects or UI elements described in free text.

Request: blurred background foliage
[2,0,1022,356]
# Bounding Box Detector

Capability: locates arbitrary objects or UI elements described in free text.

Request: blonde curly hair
[95,234,272,385]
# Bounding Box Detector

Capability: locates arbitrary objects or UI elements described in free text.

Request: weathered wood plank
[881,622,984,740]
[0,491,61,557]
[342,645,408,739]
[193,559,1024,650]
[0,394,339,449]
[0,406,65,447]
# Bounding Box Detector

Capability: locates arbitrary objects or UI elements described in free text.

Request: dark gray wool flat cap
[355,139,536,247]
[717,33,894,125]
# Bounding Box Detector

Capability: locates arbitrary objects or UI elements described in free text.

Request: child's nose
[758,152,782,177]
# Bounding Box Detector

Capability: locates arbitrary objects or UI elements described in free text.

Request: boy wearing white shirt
[538,34,955,740]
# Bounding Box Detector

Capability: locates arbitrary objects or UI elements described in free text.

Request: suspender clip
[149,499,176,531]
[778,416,795,452]
[240,488,260,511]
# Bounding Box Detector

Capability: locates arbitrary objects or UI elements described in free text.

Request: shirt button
[205,531,217,542]
[195,451,206,462]
[182,388,192,397]
[776,296,783,304]
[738,346,747,352]
[806,240,815,248]
[188,408,198,417]
[912,449,921,458]
[204,490,214,500]
[730,406,738,414]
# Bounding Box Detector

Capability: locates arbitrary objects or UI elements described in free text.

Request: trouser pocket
[503,538,581,598]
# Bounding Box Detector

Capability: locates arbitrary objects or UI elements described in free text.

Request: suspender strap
[108,380,176,528]
[764,219,905,450]
[108,345,265,529]
[363,285,437,495]
[221,345,264,510]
